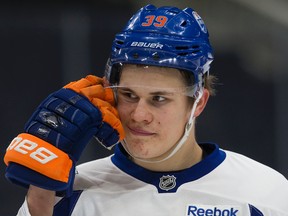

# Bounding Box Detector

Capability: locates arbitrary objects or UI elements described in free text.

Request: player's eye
[118,90,139,102]
[152,95,166,103]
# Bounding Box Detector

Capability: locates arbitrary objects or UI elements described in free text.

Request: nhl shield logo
[159,175,176,191]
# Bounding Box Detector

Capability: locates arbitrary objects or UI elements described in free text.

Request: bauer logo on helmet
[130,41,164,49]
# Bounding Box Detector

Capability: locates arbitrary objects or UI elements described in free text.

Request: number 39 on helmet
[105,4,214,91]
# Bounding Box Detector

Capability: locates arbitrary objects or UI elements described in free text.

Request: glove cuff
[4,133,73,183]
[5,162,75,196]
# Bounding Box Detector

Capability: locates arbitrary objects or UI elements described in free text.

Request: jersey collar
[111,143,226,193]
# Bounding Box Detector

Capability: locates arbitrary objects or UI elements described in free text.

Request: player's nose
[130,99,153,123]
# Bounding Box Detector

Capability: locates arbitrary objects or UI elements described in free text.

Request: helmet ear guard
[105,59,122,85]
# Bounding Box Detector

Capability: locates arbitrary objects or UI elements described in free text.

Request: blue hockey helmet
[105,4,214,87]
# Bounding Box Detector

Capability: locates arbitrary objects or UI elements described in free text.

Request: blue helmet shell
[105,4,214,85]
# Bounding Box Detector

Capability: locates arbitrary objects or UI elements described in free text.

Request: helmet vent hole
[175,46,189,50]
[152,53,160,60]
[192,50,201,54]
[133,53,139,59]
[115,40,124,50]
[178,53,188,56]
[116,40,124,45]
[180,21,187,27]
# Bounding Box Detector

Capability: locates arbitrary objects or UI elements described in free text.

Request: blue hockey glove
[4,75,125,196]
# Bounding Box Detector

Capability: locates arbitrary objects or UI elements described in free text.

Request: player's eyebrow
[149,91,175,96]
[116,87,135,92]
[117,86,175,96]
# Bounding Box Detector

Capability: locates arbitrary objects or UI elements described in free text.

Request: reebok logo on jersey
[187,205,239,216]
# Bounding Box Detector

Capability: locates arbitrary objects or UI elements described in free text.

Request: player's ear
[194,88,210,118]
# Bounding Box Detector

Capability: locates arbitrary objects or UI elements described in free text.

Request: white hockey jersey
[17,143,288,216]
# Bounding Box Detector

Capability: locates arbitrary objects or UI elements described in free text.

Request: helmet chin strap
[120,88,204,164]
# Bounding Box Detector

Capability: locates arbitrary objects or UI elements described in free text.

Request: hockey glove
[4,75,124,196]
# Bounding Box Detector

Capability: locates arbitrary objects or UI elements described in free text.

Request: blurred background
[1,0,287,215]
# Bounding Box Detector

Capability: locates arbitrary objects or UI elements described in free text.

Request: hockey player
[4,4,288,216]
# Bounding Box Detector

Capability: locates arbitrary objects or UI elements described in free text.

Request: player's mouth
[127,126,156,136]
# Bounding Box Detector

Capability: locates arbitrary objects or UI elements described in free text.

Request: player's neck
[131,138,204,172]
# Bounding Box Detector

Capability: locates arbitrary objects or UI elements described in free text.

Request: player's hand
[64,75,125,147]
[4,75,124,196]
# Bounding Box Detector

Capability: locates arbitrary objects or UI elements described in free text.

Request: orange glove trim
[64,75,115,105]
[91,98,125,141]
[64,75,103,91]
[4,133,72,183]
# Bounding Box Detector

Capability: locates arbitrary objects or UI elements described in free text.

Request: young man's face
[116,64,192,161]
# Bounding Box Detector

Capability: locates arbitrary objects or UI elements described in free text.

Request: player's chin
[123,138,155,157]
